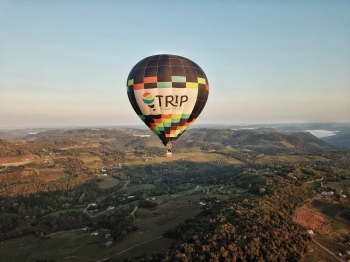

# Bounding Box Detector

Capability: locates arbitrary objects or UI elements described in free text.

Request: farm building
[321,191,334,196]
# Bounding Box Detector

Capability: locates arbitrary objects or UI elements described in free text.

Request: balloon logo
[142,92,155,104]
[126,54,209,146]
[143,92,156,111]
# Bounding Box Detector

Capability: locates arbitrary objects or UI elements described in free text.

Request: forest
[0,128,350,261]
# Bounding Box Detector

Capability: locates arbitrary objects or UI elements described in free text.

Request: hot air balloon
[126,54,209,147]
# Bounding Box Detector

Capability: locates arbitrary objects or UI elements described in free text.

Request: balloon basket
[166,149,172,157]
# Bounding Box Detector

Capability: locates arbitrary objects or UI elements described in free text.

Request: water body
[306,130,338,138]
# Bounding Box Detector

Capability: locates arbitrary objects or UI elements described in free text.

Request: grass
[328,180,350,192]
[255,155,330,164]
[126,151,244,166]
[0,238,37,262]
[306,182,321,189]
[311,199,343,217]
[126,184,156,194]
[301,241,339,262]
[96,176,120,189]
[313,234,348,255]
[0,183,250,261]
[46,208,84,217]
[114,236,174,261]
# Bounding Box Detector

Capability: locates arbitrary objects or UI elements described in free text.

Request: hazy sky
[1,0,349,128]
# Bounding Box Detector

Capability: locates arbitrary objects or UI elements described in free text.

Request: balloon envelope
[126,54,209,146]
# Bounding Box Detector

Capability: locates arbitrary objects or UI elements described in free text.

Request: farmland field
[311,199,344,217]
[301,241,339,262]
[126,151,244,165]
[327,180,350,192]
[125,184,155,194]
[96,176,120,189]
[255,155,330,164]
[0,186,243,261]
[295,197,350,261]
[46,208,84,217]
[306,182,321,189]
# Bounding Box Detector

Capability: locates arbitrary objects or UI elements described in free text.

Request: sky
[0,0,349,128]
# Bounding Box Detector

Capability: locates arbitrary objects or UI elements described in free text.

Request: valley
[0,127,350,261]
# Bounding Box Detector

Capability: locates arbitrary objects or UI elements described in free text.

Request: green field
[0,179,248,261]
[46,208,84,217]
[126,151,244,165]
[327,180,350,192]
[306,182,321,189]
[63,194,205,261]
[311,199,344,217]
[256,155,330,164]
[96,176,120,189]
[0,192,207,261]
[301,241,339,262]
[125,184,156,194]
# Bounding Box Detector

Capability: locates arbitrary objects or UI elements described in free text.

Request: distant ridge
[323,127,350,149]
[178,128,338,154]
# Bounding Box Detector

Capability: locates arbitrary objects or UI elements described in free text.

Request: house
[91,232,98,236]
[321,191,334,196]
[199,202,206,206]
[307,230,314,235]
[151,197,156,201]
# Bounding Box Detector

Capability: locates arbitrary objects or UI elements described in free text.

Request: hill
[0,127,350,261]
[178,128,337,154]
[0,130,29,139]
[323,128,350,149]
